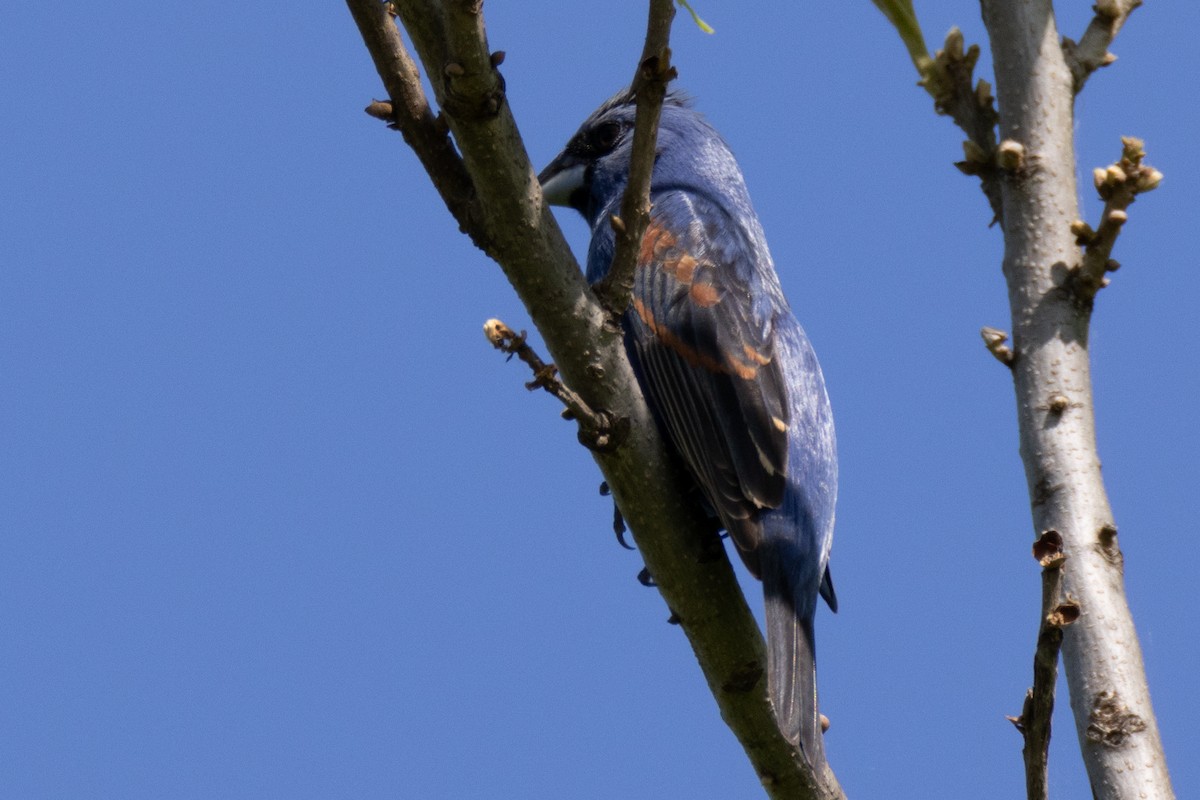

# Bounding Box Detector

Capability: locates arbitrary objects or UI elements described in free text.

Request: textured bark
[594,0,676,315]
[978,3,1173,797]
[346,1,843,796]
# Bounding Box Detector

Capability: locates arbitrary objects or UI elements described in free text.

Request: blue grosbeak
[539,90,837,765]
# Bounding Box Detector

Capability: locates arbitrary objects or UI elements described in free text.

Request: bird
[539,89,838,766]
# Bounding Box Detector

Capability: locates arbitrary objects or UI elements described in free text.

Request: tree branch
[930,28,1002,223]
[594,0,677,316]
[346,2,843,796]
[871,9,1002,223]
[1062,0,1143,94]
[484,319,625,451]
[346,0,482,243]
[978,2,1173,797]
[1071,136,1162,301]
[1009,530,1079,800]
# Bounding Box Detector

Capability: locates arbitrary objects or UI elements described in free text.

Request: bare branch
[1071,137,1162,301]
[484,319,626,452]
[1010,530,1079,800]
[927,28,1002,222]
[875,15,1003,222]
[345,0,482,243]
[1062,0,1143,93]
[594,0,677,316]
[979,1,1173,795]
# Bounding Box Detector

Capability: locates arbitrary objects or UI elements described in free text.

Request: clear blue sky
[3,2,1195,798]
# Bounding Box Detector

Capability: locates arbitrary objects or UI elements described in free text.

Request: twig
[594,0,677,316]
[871,9,1002,223]
[1071,137,1162,302]
[1009,530,1079,800]
[484,319,625,452]
[931,28,1002,223]
[345,0,483,243]
[1062,0,1143,94]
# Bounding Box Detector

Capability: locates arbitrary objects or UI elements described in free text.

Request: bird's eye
[591,122,622,153]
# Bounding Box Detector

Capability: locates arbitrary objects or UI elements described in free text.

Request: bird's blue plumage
[540,90,837,765]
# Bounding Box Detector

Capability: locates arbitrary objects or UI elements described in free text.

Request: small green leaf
[676,0,714,34]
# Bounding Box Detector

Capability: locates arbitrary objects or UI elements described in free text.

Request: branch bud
[1136,168,1163,193]
[1121,136,1146,162]
[365,99,395,121]
[975,79,993,108]
[964,43,981,72]
[980,326,1015,366]
[1070,220,1095,244]
[484,318,513,348]
[962,139,988,164]
[943,27,965,60]
[997,140,1025,171]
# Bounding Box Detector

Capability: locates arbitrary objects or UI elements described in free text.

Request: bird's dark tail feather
[763,550,824,767]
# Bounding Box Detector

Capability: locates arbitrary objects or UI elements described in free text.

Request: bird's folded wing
[625,190,790,564]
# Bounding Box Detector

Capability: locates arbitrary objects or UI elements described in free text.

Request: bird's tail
[761,535,824,767]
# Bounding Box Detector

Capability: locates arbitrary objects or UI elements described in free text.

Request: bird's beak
[538,153,586,207]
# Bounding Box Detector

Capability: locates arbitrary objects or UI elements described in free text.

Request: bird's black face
[539,101,635,219]
[540,89,693,222]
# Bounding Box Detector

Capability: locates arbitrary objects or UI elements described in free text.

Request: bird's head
[539,89,736,225]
